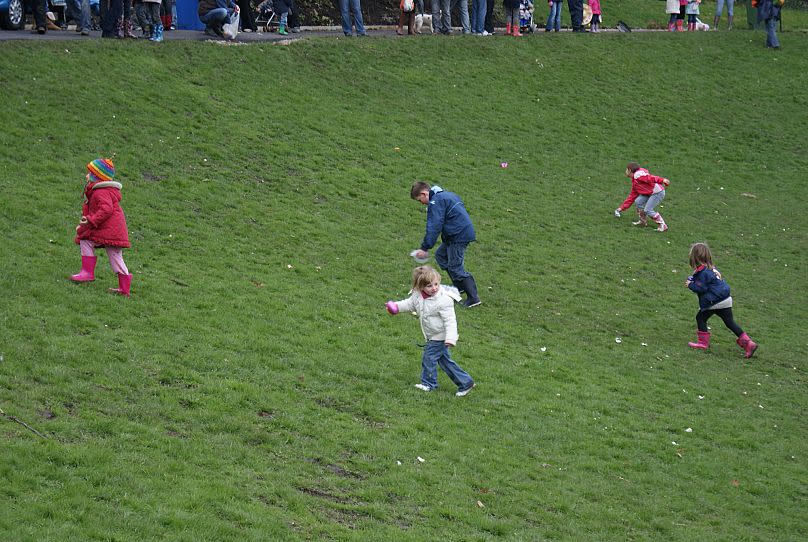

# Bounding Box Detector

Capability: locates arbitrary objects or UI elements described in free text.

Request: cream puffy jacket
[394,286,461,345]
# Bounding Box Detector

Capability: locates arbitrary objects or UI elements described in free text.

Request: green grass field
[1,28,807,541]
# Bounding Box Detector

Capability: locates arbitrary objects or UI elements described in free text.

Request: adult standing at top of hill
[410,182,481,308]
[755,0,782,49]
[568,0,583,31]
[339,0,366,35]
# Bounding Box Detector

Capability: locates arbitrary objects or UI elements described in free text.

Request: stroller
[519,0,536,33]
[254,0,277,32]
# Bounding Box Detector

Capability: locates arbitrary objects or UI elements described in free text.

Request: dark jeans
[99,0,123,36]
[484,0,494,32]
[696,307,743,336]
[288,0,300,28]
[434,241,471,283]
[568,0,582,30]
[24,0,47,29]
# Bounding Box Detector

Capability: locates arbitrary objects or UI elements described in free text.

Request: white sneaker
[631,220,645,227]
[482,30,490,36]
[656,224,669,232]
[414,384,432,392]
[455,383,475,397]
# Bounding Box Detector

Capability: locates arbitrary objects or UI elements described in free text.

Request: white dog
[414,13,433,34]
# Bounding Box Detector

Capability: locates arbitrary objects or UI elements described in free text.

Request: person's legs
[483,0,494,32]
[632,195,649,226]
[643,190,666,229]
[350,0,365,34]
[443,242,470,282]
[765,17,779,48]
[199,7,228,29]
[696,309,713,332]
[453,0,469,33]
[436,343,474,391]
[101,0,122,36]
[434,243,452,280]
[278,9,288,33]
[713,307,743,337]
[338,0,352,34]
[439,0,451,32]
[726,0,734,29]
[689,309,712,349]
[421,341,441,389]
[105,247,129,275]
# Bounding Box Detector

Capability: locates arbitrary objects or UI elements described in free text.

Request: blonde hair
[688,242,714,269]
[412,265,441,292]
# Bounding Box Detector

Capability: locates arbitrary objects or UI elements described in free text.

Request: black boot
[460,276,481,308]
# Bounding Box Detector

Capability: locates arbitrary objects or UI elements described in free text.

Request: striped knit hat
[87,158,115,182]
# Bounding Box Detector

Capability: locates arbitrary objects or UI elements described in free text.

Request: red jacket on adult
[74,180,130,248]
[617,168,670,212]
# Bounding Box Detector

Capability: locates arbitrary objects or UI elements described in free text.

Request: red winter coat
[74,181,130,248]
[617,168,670,212]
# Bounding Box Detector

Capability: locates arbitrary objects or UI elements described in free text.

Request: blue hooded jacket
[688,265,731,310]
[420,186,476,251]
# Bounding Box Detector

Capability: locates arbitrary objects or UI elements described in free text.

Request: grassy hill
[1,31,807,540]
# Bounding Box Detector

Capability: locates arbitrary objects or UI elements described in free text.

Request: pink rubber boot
[688,331,710,350]
[736,332,758,358]
[70,255,97,282]
[109,273,132,297]
[652,213,668,232]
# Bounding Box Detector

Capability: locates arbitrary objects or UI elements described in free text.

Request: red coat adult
[74,180,130,248]
[617,168,670,212]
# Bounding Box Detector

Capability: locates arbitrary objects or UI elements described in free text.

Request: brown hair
[688,242,714,269]
[626,162,641,173]
[410,181,431,200]
[412,265,441,292]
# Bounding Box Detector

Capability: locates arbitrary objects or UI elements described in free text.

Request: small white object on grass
[417,456,425,463]
[615,337,622,344]
[396,461,402,466]
[540,347,547,352]
[685,428,693,433]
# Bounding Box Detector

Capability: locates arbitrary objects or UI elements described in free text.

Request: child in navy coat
[685,243,758,357]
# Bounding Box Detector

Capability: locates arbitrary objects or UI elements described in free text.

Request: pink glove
[385,301,399,315]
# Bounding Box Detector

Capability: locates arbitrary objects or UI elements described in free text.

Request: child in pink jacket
[588,0,601,32]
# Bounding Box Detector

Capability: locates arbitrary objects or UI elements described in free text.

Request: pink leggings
[80,240,129,275]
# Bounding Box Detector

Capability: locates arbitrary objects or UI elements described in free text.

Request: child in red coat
[70,159,133,297]
[613,162,670,232]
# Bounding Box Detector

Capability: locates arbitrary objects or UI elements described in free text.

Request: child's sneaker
[455,383,475,397]
[414,384,432,392]
[656,224,669,232]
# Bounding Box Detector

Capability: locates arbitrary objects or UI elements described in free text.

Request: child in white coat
[386,266,475,396]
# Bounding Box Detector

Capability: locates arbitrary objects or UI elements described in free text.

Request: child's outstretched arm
[387,293,417,315]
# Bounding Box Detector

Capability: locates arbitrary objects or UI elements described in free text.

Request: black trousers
[24,0,46,29]
[568,0,583,30]
[696,307,743,336]
[100,0,123,36]
[288,0,300,28]
[484,0,494,33]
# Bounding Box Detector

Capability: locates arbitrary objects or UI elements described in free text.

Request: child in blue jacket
[686,243,758,358]
[410,181,481,308]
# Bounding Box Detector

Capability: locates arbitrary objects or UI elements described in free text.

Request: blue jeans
[471,0,485,32]
[452,0,470,32]
[339,0,365,35]
[765,17,779,48]
[635,191,665,219]
[546,0,562,31]
[66,0,91,31]
[434,241,471,283]
[715,0,734,17]
[421,341,474,391]
[200,0,233,27]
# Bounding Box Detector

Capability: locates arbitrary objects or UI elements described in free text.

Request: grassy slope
[1,32,807,541]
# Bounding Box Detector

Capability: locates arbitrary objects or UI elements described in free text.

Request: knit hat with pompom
[87,158,115,182]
